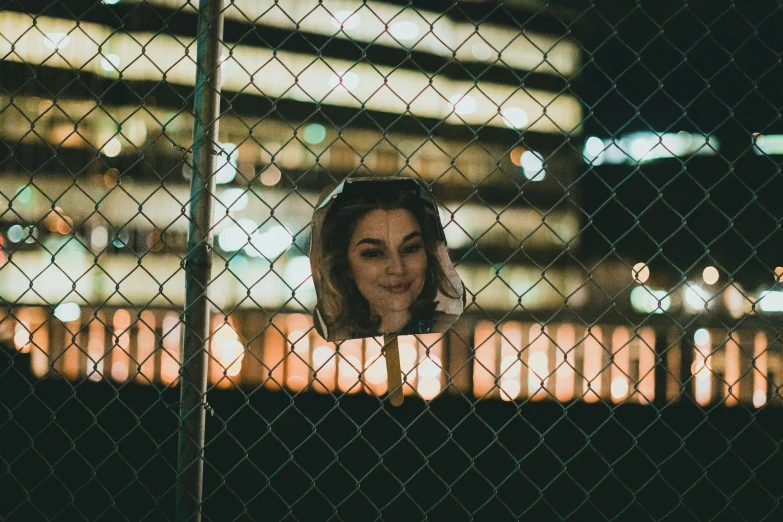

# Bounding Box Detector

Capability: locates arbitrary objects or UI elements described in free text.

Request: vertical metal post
[176,1,224,521]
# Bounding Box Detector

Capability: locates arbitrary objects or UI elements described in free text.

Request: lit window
[136,311,156,384]
[582,327,603,403]
[111,309,131,382]
[554,324,575,402]
[161,313,181,385]
[724,334,740,406]
[753,332,768,408]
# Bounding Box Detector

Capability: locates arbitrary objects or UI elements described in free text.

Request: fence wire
[1,0,783,520]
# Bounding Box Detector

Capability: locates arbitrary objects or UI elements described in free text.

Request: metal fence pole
[176,1,224,521]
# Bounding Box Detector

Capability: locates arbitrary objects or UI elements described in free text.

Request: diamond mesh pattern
[1,1,782,520]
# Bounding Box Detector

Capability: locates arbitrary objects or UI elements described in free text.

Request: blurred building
[0,0,781,407]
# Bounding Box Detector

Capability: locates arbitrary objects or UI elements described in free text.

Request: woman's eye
[360,250,384,258]
[402,244,423,254]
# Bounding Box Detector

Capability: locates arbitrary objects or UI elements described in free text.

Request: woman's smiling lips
[382,282,412,294]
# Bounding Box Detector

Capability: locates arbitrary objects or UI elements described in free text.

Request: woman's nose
[386,252,404,274]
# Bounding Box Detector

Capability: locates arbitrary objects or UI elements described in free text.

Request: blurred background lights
[43,32,70,51]
[218,219,256,252]
[23,226,39,244]
[509,146,524,167]
[303,123,327,145]
[611,378,629,400]
[215,142,238,184]
[471,42,492,60]
[389,21,420,41]
[331,11,360,30]
[630,286,670,314]
[54,302,81,322]
[702,266,719,285]
[753,390,767,408]
[759,291,783,312]
[448,94,477,115]
[100,53,121,72]
[260,164,282,186]
[102,0,121,4]
[102,138,122,157]
[7,224,24,243]
[753,134,783,155]
[91,226,108,249]
[521,150,545,181]
[501,107,529,129]
[15,185,33,205]
[685,285,709,310]
[774,266,783,282]
[327,71,359,91]
[582,132,719,165]
[218,188,248,213]
[584,136,605,164]
[694,328,710,346]
[632,262,650,284]
[246,225,293,258]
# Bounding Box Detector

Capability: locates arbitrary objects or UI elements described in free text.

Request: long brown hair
[318,180,459,336]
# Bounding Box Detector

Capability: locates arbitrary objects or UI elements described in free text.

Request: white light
[219,339,245,377]
[702,266,719,285]
[501,107,529,129]
[471,42,492,60]
[44,32,70,51]
[103,138,122,157]
[753,390,767,408]
[246,225,292,258]
[218,188,248,213]
[23,226,39,244]
[521,150,545,181]
[91,226,108,249]
[215,142,238,184]
[499,379,520,401]
[100,53,121,72]
[389,21,420,41]
[611,378,629,400]
[312,346,335,370]
[630,286,671,314]
[417,354,442,379]
[417,377,441,400]
[102,0,121,4]
[585,136,604,159]
[632,262,650,284]
[331,11,360,30]
[327,71,359,92]
[283,256,313,287]
[694,328,710,346]
[218,218,256,252]
[7,224,24,243]
[448,94,477,116]
[759,290,783,312]
[588,132,719,165]
[685,285,709,311]
[753,134,783,155]
[54,302,81,322]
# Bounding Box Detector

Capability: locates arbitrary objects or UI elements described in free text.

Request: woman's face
[347,208,428,317]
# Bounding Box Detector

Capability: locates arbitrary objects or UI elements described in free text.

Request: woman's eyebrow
[354,231,421,247]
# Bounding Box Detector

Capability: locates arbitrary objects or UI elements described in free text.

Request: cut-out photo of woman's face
[310,178,464,341]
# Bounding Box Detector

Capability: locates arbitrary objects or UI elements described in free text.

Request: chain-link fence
[1,0,782,520]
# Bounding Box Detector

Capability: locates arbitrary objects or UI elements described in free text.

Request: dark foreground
[1,354,781,522]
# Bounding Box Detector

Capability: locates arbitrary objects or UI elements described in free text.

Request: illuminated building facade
[1,0,781,409]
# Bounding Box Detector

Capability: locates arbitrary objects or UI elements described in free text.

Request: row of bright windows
[5,307,781,407]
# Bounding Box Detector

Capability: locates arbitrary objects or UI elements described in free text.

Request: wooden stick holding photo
[383,335,404,407]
